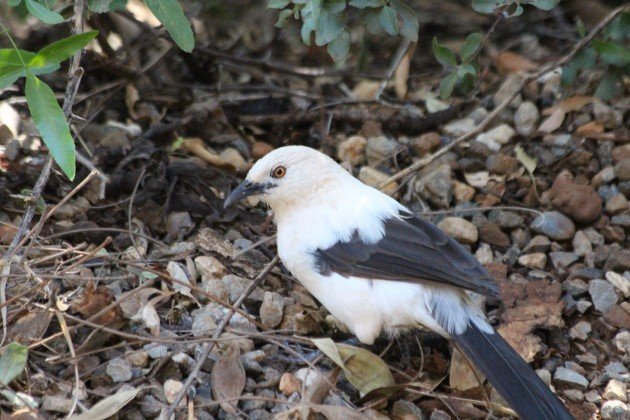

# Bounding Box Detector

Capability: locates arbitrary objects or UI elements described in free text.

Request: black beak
[224,181,266,209]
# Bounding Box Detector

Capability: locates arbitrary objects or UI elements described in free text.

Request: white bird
[224,145,572,420]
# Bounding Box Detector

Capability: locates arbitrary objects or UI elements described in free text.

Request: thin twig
[379,4,629,189]
[165,256,280,417]
[0,0,88,262]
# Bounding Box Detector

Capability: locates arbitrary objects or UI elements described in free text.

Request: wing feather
[313,211,500,298]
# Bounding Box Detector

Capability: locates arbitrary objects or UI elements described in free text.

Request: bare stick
[165,256,280,417]
[379,4,628,189]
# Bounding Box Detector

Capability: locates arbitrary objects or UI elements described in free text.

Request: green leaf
[315,9,345,46]
[526,0,559,11]
[471,0,502,14]
[300,0,322,45]
[439,71,458,99]
[25,73,76,180]
[29,31,98,69]
[379,6,398,36]
[0,48,32,66]
[457,63,476,78]
[432,37,457,67]
[8,0,22,6]
[327,29,350,62]
[460,32,482,62]
[604,13,630,41]
[594,40,630,67]
[325,0,346,14]
[561,47,596,85]
[143,0,195,52]
[88,0,114,13]
[275,9,293,28]
[0,65,24,89]
[349,0,382,8]
[362,8,383,35]
[25,0,64,24]
[267,0,290,9]
[0,343,28,386]
[595,68,623,100]
[390,0,418,42]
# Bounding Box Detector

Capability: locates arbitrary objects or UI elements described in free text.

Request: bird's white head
[224,145,352,215]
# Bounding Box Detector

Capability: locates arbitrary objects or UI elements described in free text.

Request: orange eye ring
[271,166,286,179]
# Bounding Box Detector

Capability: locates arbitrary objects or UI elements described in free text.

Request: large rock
[547,171,602,223]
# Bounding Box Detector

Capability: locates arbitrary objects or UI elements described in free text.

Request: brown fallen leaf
[449,348,485,391]
[539,96,597,134]
[180,138,236,171]
[8,309,54,344]
[538,107,565,134]
[576,121,605,135]
[70,281,123,326]
[211,344,246,414]
[496,51,538,73]
[352,80,381,101]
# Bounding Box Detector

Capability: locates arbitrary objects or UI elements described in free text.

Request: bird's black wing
[313,211,500,298]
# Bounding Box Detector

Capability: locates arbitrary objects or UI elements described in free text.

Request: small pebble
[601,400,629,420]
[569,321,591,340]
[530,211,575,241]
[437,217,478,245]
[603,379,627,402]
[106,357,133,383]
[518,253,547,270]
[279,373,301,396]
[514,101,539,136]
[588,279,619,312]
[553,367,589,389]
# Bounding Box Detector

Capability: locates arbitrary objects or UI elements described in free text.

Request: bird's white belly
[294,269,447,344]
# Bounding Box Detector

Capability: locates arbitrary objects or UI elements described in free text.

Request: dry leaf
[538,107,565,134]
[167,261,192,298]
[394,45,416,100]
[180,138,235,170]
[352,80,381,101]
[576,121,604,135]
[70,387,139,420]
[496,51,538,73]
[514,145,537,176]
[211,345,246,414]
[8,309,53,343]
[449,348,485,391]
[312,338,395,397]
[70,282,122,326]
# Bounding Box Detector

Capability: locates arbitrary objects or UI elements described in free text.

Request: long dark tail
[451,322,573,420]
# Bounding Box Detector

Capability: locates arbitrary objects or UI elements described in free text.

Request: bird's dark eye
[271,165,286,179]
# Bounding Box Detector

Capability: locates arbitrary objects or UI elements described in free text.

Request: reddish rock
[547,171,602,224]
[612,144,630,163]
[479,223,511,247]
[411,132,441,157]
[486,153,519,175]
